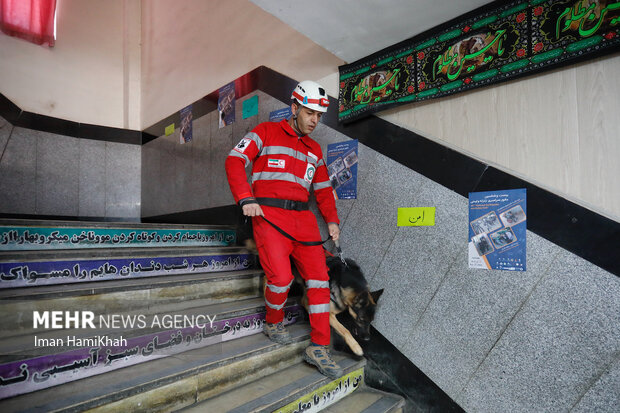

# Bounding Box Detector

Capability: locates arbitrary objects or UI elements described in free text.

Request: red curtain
[0,0,57,46]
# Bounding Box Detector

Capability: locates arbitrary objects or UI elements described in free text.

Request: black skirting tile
[79,123,141,145]
[14,111,80,138]
[0,93,22,123]
[332,116,487,197]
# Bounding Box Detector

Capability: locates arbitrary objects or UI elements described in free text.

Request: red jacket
[225,120,339,225]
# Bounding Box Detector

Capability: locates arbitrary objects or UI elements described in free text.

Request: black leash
[242,197,343,251]
[334,239,348,267]
[246,213,349,268]
[259,215,332,246]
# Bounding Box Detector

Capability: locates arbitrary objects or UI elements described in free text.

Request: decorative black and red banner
[338,0,620,123]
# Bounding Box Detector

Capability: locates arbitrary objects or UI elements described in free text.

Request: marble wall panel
[209,105,235,208]
[0,127,38,214]
[571,358,620,413]
[387,232,559,398]
[78,138,106,217]
[185,111,212,212]
[456,248,620,413]
[105,142,140,218]
[336,146,427,278]
[35,131,80,216]
[0,116,11,158]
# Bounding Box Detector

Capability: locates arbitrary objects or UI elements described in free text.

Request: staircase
[0,219,404,412]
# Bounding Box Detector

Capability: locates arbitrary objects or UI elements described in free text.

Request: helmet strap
[291,103,304,137]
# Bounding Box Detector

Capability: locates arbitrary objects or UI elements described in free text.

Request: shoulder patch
[233,138,251,153]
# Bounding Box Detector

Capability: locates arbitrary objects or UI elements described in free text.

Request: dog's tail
[244,238,257,254]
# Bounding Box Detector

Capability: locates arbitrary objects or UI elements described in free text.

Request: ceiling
[249,0,492,63]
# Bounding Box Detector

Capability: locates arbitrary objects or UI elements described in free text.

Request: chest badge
[268,158,286,168]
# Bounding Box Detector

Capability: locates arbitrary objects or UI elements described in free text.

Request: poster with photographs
[218,81,235,128]
[326,140,358,199]
[468,188,526,271]
[179,104,193,144]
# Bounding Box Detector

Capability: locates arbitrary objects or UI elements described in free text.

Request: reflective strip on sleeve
[308,303,331,314]
[228,150,251,167]
[252,171,312,190]
[265,298,287,310]
[245,132,264,153]
[312,180,332,191]
[266,279,294,294]
[306,280,329,289]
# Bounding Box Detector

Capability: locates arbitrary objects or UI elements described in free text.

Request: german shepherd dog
[296,255,383,357]
[244,238,383,356]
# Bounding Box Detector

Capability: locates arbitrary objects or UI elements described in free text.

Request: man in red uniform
[225,80,342,379]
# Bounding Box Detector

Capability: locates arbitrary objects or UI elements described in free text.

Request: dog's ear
[370,289,384,303]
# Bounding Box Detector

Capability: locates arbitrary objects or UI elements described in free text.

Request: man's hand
[242,203,264,217]
[328,223,340,241]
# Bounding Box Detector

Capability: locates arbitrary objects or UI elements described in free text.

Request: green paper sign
[397,207,436,226]
[242,95,259,119]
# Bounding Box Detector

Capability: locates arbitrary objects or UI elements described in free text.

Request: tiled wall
[152,91,619,413]
[3,68,617,411]
[0,115,141,219]
[142,91,287,217]
[314,114,620,413]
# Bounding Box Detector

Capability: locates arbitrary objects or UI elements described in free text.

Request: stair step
[1,297,300,355]
[0,269,265,337]
[0,324,313,413]
[321,387,405,413]
[0,219,236,251]
[182,354,365,413]
[0,297,304,400]
[0,246,254,289]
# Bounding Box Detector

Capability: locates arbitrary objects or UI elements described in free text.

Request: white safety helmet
[291,80,330,113]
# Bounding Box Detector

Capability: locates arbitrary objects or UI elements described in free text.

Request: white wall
[140,0,343,129]
[375,53,620,222]
[0,0,142,129]
[0,0,341,131]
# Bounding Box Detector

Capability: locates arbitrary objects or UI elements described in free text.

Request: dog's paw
[351,343,364,356]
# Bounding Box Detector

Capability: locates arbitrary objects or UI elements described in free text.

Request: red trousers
[253,206,331,346]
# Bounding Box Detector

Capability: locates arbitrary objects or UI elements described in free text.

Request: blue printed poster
[468,189,526,271]
[179,104,193,144]
[326,140,358,199]
[218,81,235,128]
[269,107,292,122]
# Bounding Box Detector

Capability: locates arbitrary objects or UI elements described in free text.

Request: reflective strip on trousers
[308,303,330,314]
[266,279,294,294]
[306,279,329,289]
[265,297,287,310]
